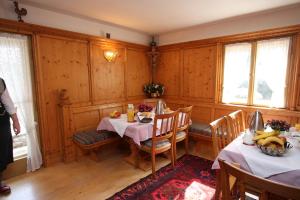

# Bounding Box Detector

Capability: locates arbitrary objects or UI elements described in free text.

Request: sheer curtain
[0,32,42,172]
[222,43,252,104]
[254,37,290,108]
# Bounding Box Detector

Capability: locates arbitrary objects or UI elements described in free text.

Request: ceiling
[20,0,300,34]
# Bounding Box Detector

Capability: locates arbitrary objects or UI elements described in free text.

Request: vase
[151,93,158,98]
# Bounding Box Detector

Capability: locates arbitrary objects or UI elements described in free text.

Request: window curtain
[254,37,290,108]
[0,32,42,172]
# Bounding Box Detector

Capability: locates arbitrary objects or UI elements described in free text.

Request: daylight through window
[222,37,290,108]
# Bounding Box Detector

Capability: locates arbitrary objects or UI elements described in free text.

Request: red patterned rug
[107,155,216,200]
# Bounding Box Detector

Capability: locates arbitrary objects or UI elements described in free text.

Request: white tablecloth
[237,135,300,177]
[212,134,300,187]
[97,112,187,146]
[108,114,139,137]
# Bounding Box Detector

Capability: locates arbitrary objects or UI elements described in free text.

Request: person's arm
[1,89,20,135]
[10,113,20,135]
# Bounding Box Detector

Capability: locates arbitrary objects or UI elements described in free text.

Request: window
[0,33,34,159]
[222,37,290,108]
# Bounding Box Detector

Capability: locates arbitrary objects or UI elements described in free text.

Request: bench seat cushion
[73,130,119,145]
[176,131,187,139]
[189,122,211,137]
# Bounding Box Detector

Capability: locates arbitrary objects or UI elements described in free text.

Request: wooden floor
[2,142,212,200]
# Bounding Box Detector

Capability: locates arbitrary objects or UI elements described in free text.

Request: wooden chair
[173,106,193,160]
[226,110,246,142]
[210,116,233,199]
[210,117,232,158]
[218,159,300,200]
[140,111,178,175]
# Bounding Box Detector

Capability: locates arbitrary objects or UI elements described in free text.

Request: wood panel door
[126,49,150,100]
[90,43,126,104]
[156,50,181,98]
[37,35,90,164]
[182,45,216,102]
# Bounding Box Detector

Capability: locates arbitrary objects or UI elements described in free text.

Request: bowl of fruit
[109,110,121,118]
[253,130,292,156]
[138,104,153,112]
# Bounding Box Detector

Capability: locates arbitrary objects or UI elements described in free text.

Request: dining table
[97,112,182,170]
[212,132,300,187]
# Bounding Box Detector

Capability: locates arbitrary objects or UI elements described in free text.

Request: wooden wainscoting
[156,25,300,128]
[0,18,150,166]
[59,100,144,162]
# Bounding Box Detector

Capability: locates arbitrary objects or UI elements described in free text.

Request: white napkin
[237,136,300,178]
[108,114,138,137]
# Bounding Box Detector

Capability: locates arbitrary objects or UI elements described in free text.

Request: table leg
[123,137,152,171]
[215,170,221,200]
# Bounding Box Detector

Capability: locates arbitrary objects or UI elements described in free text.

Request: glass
[253,37,290,108]
[127,104,135,122]
[222,43,252,104]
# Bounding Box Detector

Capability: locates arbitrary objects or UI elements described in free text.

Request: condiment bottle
[127,104,135,122]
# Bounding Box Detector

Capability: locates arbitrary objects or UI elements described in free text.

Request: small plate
[140,118,152,123]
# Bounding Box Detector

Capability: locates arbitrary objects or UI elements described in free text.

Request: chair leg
[151,152,156,176]
[170,148,175,168]
[173,142,177,163]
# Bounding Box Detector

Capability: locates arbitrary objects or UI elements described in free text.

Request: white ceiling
[20,0,300,34]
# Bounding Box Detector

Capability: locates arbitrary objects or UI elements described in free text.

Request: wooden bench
[73,130,120,161]
[188,122,214,160]
[189,122,212,141]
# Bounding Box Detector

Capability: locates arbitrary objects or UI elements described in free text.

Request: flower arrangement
[265,119,290,132]
[143,83,164,98]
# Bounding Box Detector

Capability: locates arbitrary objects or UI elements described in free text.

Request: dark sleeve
[0,78,6,96]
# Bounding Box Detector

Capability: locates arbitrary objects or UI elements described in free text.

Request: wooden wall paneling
[182,45,217,102]
[158,24,300,51]
[191,106,213,123]
[0,19,148,50]
[39,35,90,104]
[215,43,224,104]
[37,34,90,164]
[59,105,73,162]
[166,103,183,111]
[102,105,124,118]
[32,34,48,165]
[90,43,126,104]
[126,48,150,100]
[214,107,236,120]
[155,50,181,98]
[73,110,101,131]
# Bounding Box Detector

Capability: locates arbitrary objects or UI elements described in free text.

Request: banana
[255,130,269,135]
[257,139,265,145]
[261,136,284,147]
[253,131,279,141]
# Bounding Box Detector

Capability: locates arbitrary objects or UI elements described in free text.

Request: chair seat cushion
[189,122,211,137]
[176,131,187,139]
[141,139,171,149]
[73,130,118,145]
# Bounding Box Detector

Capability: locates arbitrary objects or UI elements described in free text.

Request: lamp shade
[104,50,118,62]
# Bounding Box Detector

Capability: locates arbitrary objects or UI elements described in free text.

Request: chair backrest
[226,110,246,142]
[210,117,231,158]
[218,159,300,200]
[152,111,178,143]
[177,106,193,132]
